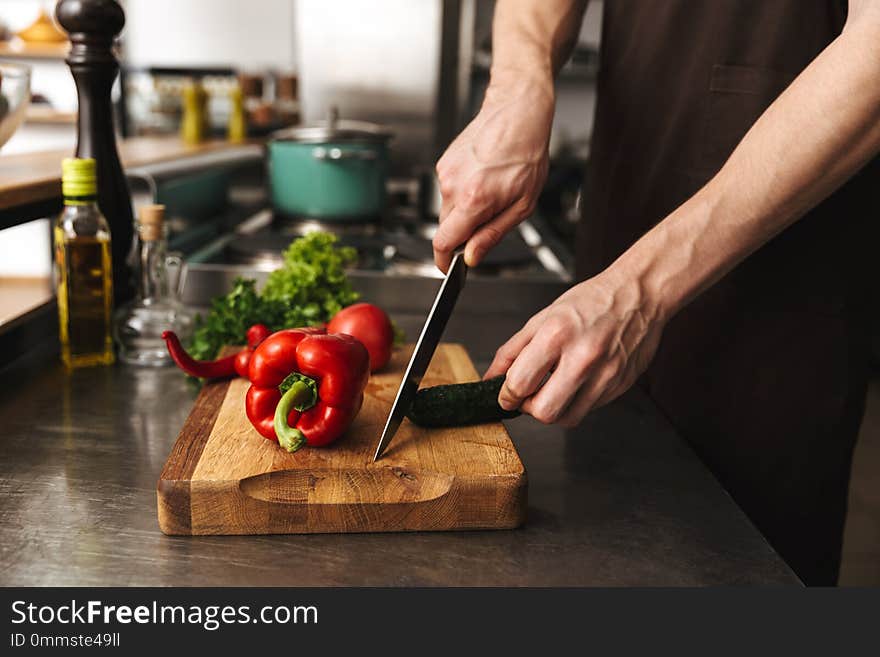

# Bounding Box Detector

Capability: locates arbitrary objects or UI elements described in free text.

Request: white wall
[0,220,51,277]
[123,0,296,70]
[294,0,441,171]
[0,0,50,33]
[295,0,439,119]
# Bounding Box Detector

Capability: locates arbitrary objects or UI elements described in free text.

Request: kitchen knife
[372,251,468,461]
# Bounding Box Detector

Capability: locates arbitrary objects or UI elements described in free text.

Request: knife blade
[372,251,468,461]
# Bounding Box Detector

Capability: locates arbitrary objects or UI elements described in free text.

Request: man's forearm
[431,0,587,272]
[608,2,880,322]
[490,0,588,84]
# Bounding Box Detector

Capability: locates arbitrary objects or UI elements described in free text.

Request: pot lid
[272,106,392,144]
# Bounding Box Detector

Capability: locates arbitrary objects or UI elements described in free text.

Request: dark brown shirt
[577,0,877,584]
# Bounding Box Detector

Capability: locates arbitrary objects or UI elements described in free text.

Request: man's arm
[491,0,588,76]
[622,0,880,324]
[432,0,588,272]
[488,0,880,426]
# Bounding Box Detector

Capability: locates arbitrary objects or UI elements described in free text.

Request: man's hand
[432,0,588,272]
[485,271,665,426]
[433,77,553,272]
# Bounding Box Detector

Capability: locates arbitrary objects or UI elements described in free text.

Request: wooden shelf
[24,106,77,125]
[0,277,53,327]
[0,39,69,61]
[0,136,261,215]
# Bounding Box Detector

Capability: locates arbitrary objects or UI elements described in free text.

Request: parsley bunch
[262,231,359,326]
[187,232,359,360]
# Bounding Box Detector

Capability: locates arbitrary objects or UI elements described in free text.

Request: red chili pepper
[162,331,239,378]
[162,323,272,379]
[245,327,370,452]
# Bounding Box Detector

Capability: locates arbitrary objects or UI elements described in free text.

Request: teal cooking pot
[268,114,392,222]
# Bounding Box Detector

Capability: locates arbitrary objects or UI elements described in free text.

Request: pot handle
[312,146,377,161]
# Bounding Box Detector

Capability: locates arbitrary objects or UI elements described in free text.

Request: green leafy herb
[187,278,284,361]
[187,232,360,360]
[262,231,359,327]
[392,320,407,346]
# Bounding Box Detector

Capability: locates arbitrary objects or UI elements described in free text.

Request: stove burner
[274,215,381,238]
[218,202,558,279]
[227,226,392,270]
[392,232,534,269]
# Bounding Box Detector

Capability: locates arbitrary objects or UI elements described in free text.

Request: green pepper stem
[274,381,311,453]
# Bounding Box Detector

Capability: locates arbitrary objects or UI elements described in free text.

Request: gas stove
[186,178,572,282]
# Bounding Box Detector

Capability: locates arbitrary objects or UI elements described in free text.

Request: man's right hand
[432,73,555,272]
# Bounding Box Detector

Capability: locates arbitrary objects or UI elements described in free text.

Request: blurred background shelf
[24,106,76,125]
[0,39,68,60]
[0,136,262,223]
[0,276,52,325]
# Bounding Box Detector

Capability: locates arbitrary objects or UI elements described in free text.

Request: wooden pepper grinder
[56,0,135,304]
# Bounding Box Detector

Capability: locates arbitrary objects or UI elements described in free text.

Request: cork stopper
[138,204,165,242]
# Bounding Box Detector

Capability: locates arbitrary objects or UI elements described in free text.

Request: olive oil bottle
[55,157,115,368]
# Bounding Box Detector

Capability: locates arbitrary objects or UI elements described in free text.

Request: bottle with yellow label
[54,157,115,369]
[227,85,246,143]
[181,80,205,145]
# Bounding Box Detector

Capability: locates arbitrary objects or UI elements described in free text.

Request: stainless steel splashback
[294,0,473,174]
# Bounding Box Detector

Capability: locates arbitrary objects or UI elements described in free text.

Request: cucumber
[406,375,520,427]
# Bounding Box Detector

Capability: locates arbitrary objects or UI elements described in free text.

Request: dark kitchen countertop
[0,338,799,586]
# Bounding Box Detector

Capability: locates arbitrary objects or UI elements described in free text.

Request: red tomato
[246,323,272,348]
[327,303,394,372]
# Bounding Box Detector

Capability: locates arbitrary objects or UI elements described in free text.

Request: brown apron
[578,0,878,585]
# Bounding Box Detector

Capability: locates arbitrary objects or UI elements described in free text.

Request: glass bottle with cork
[54,157,115,369]
[113,204,193,366]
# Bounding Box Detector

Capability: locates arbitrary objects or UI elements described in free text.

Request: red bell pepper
[245,327,370,452]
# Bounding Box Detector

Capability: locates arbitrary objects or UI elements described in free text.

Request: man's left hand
[484,272,666,427]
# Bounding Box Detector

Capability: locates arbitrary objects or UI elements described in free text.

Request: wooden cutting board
[157,343,527,535]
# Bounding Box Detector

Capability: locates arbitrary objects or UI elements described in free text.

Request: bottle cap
[61,157,97,198]
[138,204,165,241]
